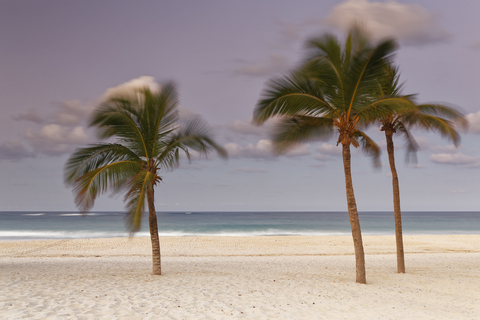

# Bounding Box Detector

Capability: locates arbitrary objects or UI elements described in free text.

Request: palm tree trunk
[342,143,366,284]
[147,186,161,275]
[385,132,405,273]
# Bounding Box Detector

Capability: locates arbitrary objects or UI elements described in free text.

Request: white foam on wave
[0,230,130,239]
[23,213,45,216]
[58,213,98,217]
[156,229,352,237]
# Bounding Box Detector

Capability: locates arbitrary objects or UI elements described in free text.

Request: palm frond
[90,97,150,159]
[404,113,461,146]
[124,170,155,232]
[253,72,337,124]
[139,84,180,157]
[357,97,415,125]
[64,143,141,184]
[72,160,142,211]
[271,116,334,154]
[152,83,179,138]
[352,130,381,168]
[346,37,397,117]
[416,104,468,130]
[394,121,419,163]
[156,115,227,170]
[303,34,345,101]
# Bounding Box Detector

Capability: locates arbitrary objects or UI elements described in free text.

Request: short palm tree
[253,27,414,284]
[65,83,227,275]
[377,65,466,273]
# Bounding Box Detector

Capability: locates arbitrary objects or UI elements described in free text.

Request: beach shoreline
[1,235,479,319]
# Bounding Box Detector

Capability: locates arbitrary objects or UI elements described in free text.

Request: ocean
[0,211,479,241]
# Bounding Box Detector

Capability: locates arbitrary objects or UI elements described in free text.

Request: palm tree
[253,27,414,284]
[65,83,227,275]
[377,65,466,273]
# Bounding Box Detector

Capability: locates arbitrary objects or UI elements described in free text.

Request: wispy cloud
[429,144,459,154]
[12,109,44,124]
[313,143,342,163]
[224,140,275,159]
[25,125,89,156]
[229,167,266,173]
[232,54,292,77]
[213,183,229,187]
[316,143,342,156]
[224,139,310,159]
[323,0,450,46]
[0,140,35,160]
[226,119,268,136]
[469,40,480,50]
[101,76,160,100]
[4,76,165,159]
[466,111,480,134]
[53,100,95,127]
[177,163,208,170]
[430,152,479,166]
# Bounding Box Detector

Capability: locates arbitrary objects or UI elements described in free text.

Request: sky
[0,0,479,212]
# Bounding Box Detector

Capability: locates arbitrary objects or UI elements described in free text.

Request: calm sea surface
[0,211,479,241]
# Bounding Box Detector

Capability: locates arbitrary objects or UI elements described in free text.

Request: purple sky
[0,0,479,212]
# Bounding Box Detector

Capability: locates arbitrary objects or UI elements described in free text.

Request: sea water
[0,211,479,241]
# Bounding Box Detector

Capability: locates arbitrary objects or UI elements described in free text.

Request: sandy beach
[1,235,479,319]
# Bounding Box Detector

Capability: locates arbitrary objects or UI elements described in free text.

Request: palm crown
[253,27,415,164]
[377,64,467,162]
[65,83,227,231]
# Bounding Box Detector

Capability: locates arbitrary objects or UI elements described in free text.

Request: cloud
[276,21,302,48]
[13,100,93,128]
[227,120,267,136]
[414,136,430,150]
[224,139,310,159]
[0,140,34,160]
[316,143,342,156]
[213,183,229,187]
[230,167,266,173]
[5,76,168,159]
[429,144,458,154]
[466,111,480,134]
[451,189,466,194]
[313,143,343,162]
[409,164,425,169]
[12,109,44,124]
[233,54,291,77]
[26,125,89,156]
[285,143,310,157]
[54,100,95,126]
[430,152,479,166]
[12,102,93,157]
[323,0,450,46]
[310,163,326,168]
[101,76,160,100]
[224,140,274,159]
[177,162,207,170]
[469,40,480,50]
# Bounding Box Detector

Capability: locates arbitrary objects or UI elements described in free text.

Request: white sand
[1,235,479,319]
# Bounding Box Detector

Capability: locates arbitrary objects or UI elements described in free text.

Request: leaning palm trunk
[147,186,161,275]
[342,144,366,284]
[385,132,405,273]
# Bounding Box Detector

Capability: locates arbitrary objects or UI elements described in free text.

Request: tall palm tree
[377,65,466,273]
[253,27,414,284]
[65,83,227,275]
